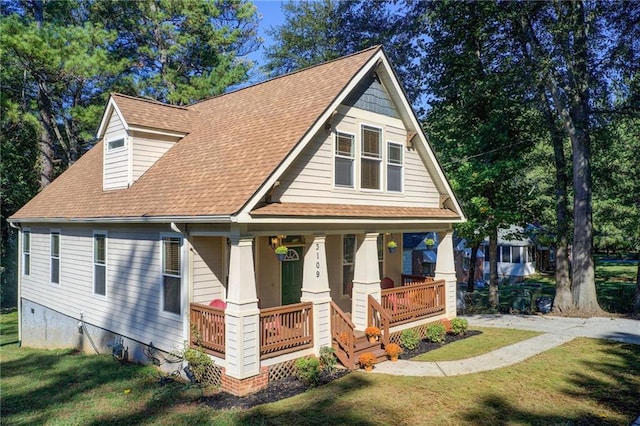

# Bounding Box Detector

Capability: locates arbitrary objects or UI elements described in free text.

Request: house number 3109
[315,243,320,278]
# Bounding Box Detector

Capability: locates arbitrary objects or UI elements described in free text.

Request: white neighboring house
[9,47,465,396]
[483,226,536,283]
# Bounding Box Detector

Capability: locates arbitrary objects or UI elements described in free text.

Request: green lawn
[2,312,639,425]
[412,327,541,362]
[464,260,638,315]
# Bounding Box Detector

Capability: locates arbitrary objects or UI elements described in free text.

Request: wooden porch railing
[401,273,435,286]
[190,303,225,358]
[367,295,391,347]
[330,301,356,369]
[259,302,314,360]
[381,279,446,325]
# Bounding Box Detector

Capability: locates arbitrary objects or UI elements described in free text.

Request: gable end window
[387,142,403,192]
[335,132,355,188]
[50,232,60,284]
[162,237,182,315]
[361,125,382,190]
[107,138,125,151]
[23,231,31,276]
[94,233,107,296]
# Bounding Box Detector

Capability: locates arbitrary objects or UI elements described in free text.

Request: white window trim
[22,228,31,277]
[360,124,383,192]
[159,233,184,318]
[333,131,356,189]
[106,136,127,152]
[50,230,61,286]
[386,141,404,193]
[93,230,108,298]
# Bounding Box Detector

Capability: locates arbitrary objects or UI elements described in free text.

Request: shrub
[175,343,213,384]
[296,356,321,387]
[319,346,337,373]
[450,317,469,335]
[426,322,446,344]
[358,352,376,368]
[384,343,403,357]
[400,329,420,350]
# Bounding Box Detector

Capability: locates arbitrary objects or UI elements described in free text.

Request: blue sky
[251,1,287,66]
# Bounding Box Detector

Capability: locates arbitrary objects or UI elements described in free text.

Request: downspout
[9,222,22,346]
[170,222,191,354]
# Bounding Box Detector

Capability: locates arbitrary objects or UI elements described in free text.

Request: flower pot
[368,336,377,343]
[364,365,373,372]
[390,355,398,362]
[388,247,396,254]
[276,253,286,261]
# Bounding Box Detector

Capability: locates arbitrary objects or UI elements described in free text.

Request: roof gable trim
[96,96,129,140]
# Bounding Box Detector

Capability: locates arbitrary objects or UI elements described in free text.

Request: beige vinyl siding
[20,225,184,353]
[131,134,177,183]
[274,106,441,207]
[191,236,225,304]
[103,111,130,190]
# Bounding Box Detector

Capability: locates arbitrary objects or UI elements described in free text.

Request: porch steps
[333,330,387,370]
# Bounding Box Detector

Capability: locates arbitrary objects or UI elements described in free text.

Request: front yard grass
[411,327,541,362]
[2,311,639,425]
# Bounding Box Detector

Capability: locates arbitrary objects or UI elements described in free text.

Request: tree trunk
[634,251,640,314]
[488,227,499,309]
[467,244,479,293]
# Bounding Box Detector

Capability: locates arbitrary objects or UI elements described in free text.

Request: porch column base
[301,291,331,355]
[220,366,268,397]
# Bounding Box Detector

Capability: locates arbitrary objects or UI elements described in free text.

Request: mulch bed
[201,330,481,410]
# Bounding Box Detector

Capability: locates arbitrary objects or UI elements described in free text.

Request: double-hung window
[94,233,107,296]
[387,142,403,192]
[361,125,382,190]
[23,231,31,276]
[50,232,60,284]
[162,237,182,315]
[335,132,355,187]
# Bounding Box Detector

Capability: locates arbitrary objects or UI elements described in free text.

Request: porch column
[351,233,380,330]
[301,235,331,354]
[435,230,457,317]
[225,236,260,379]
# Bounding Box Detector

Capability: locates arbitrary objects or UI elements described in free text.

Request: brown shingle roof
[110,93,195,134]
[250,203,460,219]
[12,47,380,220]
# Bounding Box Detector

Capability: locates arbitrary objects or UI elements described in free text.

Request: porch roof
[250,202,461,220]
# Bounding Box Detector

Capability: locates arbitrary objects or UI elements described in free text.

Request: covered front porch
[184,228,456,394]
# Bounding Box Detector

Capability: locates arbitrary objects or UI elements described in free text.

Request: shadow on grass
[238,373,376,425]
[462,341,640,425]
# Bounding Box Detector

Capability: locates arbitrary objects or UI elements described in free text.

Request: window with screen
[162,237,182,315]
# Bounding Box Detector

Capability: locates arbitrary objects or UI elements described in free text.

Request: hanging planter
[387,240,397,254]
[424,238,435,249]
[275,245,288,261]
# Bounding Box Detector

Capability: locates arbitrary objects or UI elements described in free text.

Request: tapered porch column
[435,230,457,317]
[301,235,331,354]
[225,236,260,379]
[351,233,380,330]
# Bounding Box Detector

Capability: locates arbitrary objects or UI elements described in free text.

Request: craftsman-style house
[10,46,464,396]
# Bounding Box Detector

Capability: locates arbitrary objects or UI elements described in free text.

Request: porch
[189,274,445,367]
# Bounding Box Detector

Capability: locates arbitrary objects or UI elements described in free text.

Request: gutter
[8,215,234,225]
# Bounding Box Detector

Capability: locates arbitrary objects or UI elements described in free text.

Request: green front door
[281,246,303,305]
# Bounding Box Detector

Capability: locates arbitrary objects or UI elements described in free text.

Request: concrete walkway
[370,314,640,377]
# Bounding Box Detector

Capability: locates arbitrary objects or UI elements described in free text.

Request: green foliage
[450,318,469,336]
[319,346,337,373]
[399,329,420,350]
[426,322,446,344]
[172,342,213,384]
[295,356,321,387]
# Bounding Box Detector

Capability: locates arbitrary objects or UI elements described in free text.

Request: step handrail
[367,295,391,347]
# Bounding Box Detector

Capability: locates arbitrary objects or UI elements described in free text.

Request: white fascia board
[96,97,129,140]
[128,126,188,139]
[8,215,233,224]
[375,54,466,221]
[245,217,465,225]
[238,49,386,218]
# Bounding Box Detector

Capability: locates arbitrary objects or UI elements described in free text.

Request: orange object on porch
[209,299,227,309]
